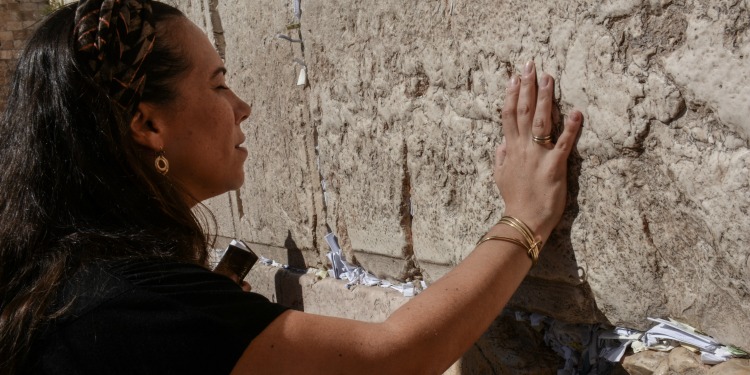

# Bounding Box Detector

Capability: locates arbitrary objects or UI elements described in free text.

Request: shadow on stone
[458,313,563,375]
[274,231,306,310]
[284,230,306,269]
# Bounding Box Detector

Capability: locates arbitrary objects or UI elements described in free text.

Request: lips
[235,135,246,150]
[235,135,248,160]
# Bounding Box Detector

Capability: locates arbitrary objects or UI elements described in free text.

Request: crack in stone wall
[399,142,423,281]
[207,0,225,59]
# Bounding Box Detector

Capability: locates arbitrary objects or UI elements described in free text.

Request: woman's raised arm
[231,61,583,375]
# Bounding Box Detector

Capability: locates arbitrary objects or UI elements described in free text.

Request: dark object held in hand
[214,240,258,283]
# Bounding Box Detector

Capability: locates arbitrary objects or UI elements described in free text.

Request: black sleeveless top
[25,258,288,375]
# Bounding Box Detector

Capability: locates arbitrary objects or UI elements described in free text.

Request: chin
[230,173,245,190]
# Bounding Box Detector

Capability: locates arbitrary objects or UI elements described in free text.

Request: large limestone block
[709,359,750,375]
[622,350,669,375]
[247,265,408,321]
[303,2,418,279]
[561,0,750,348]
[667,347,710,374]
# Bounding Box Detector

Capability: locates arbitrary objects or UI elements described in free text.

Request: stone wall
[0,0,49,110]
[173,0,749,351]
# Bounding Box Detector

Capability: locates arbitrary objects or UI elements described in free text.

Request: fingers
[554,110,583,158]
[241,281,252,292]
[501,76,520,138]
[502,61,569,152]
[516,61,538,140]
[531,74,554,148]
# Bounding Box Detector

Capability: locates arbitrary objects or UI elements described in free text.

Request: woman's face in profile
[150,18,252,203]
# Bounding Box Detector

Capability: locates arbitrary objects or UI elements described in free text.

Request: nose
[233,92,252,125]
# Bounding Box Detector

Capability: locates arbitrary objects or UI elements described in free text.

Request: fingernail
[509,75,519,88]
[524,60,535,74]
[540,75,550,87]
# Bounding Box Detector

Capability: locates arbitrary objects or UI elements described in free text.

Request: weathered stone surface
[248,264,408,320]
[622,350,669,375]
[560,0,750,349]
[168,0,750,351]
[668,347,710,375]
[708,359,750,375]
[200,193,240,240]
[621,350,750,375]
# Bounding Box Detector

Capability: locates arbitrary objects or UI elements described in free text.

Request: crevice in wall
[270,0,322,263]
[304,118,322,263]
[235,190,244,219]
[312,124,328,211]
[641,215,658,270]
[399,142,423,281]
[207,0,226,59]
[225,192,237,236]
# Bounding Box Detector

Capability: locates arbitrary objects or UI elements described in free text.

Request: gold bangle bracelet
[526,242,540,267]
[476,236,528,250]
[498,218,532,245]
[496,216,542,267]
[499,217,535,245]
[476,235,539,268]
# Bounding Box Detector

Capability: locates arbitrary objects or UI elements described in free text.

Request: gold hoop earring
[155,150,169,175]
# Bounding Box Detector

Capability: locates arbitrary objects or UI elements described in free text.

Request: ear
[130,102,166,151]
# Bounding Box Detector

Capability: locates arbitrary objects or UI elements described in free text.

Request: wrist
[499,211,553,245]
[482,216,543,267]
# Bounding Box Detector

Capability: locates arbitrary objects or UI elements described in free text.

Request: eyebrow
[211,67,227,79]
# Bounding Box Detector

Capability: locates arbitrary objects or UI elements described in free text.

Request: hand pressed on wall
[495,61,583,243]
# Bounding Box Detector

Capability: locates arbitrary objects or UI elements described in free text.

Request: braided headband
[74,0,156,112]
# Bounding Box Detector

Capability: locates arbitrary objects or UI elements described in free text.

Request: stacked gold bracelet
[476,216,541,267]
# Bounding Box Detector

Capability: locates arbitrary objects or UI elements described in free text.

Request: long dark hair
[0,2,210,373]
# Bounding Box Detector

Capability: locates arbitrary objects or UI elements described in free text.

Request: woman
[0,1,582,374]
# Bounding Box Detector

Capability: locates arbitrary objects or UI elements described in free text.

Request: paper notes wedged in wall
[297,67,307,86]
[598,317,749,365]
[324,232,426,297]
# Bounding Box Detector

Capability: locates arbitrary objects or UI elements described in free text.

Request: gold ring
[532,135,553,145]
